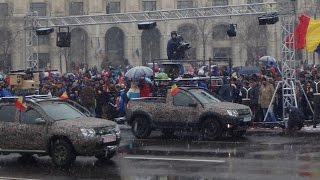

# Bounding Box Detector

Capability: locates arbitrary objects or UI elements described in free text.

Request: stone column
[13,0,28,17]
[51,0,66,16]
[88,0,103,15]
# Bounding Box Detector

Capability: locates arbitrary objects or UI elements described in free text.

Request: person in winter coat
[79,81,96,116]
[127,82,140,99]
[250,80,260,121]
[219,77,233,102]
[259,77,275,122]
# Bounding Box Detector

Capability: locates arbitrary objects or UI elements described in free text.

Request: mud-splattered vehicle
[126,87,252,139]
[0,95,120,167]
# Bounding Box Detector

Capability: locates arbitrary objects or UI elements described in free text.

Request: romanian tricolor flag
[15,96,27,111]
[295,15,320,52]
[170,84,180,96]
[59,91,69,100]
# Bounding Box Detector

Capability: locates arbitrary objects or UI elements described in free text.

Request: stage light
[36,27,54,35]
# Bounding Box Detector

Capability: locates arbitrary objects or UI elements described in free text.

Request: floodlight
[36,27,54,35]
[138,22,157,30]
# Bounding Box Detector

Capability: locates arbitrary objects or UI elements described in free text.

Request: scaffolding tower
[25,12,39,70]
[26,2,297,121]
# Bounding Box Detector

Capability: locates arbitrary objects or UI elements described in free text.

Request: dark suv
[0,95,121,167]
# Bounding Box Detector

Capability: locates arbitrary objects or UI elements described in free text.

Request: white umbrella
[259,56,277,66]
[125,66,154,80]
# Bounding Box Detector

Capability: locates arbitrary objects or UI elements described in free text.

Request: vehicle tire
[202,118,222,140]
[161,129,175,137]
[95,151,116,161]
[131,116,152,139]
[50,139,76,167]
[231,130,246,138]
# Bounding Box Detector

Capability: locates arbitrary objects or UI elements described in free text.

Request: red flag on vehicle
[170,84,180,96]
[15,96,27,111]
[59,91,69,100]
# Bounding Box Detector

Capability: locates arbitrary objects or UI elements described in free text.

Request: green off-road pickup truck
[126,86,252,140]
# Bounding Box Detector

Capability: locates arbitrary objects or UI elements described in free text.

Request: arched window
[105,27,125,66]
[70,28,88,70]
[212,24,229,40]
[141,28,161,65]
[178,24,197,60]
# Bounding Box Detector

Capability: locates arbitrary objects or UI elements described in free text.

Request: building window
[177,0,193,9]
[212,24,229,40]
[70,2,84,15]
[143,1,156,11]
[213,47,232,59]
[212,0,228,6]
[106,2,121,14]
[38,53,50,70]
[247,0,263,3]
[30,3,47,16]
[0,3,9,17]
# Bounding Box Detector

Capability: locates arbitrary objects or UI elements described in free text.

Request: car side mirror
[35,118,46,124]
[189,102,198,107]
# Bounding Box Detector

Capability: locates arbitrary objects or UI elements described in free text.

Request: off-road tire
[50,139,76,167]
[231,130,246,138]
[95,151,116,161]
[161,129,175,137]
[131,116,152,139]
[202,118,222,140]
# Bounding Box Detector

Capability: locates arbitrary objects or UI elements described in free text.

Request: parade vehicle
[0,95,121,167]
[126,86,252,140]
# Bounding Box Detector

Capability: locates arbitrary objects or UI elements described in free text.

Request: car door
[15,106,49,151]
[170,91,200,127]
[0,104,20,150]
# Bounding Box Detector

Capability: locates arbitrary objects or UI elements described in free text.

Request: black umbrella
[125,66,153,80]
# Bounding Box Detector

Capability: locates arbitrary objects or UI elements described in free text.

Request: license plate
[102,135,116,143]
[243,117,251,122]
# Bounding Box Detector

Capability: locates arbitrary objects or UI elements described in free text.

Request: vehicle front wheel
[132,116,152,139]
[50,139,76,167]
[202,118,222,140]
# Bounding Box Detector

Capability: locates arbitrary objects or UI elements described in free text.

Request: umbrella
[259,56,277,66]
[125,66,153,80]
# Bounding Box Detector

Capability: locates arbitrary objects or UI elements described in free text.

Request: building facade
[0,0,318,72]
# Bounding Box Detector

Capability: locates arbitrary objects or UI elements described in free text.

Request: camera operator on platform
[167,31,190,60]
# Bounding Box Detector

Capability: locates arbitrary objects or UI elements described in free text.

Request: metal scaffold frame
[25,12,39,70]
[25,2,298,122]
[280,15,297,120]
[33,3,279,27]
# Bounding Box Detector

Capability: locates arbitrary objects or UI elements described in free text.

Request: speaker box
[138,22,157,30]
[56,32,71,47]
[227,24,237,37]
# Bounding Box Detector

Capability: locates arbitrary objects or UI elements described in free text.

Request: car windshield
[39,101,85,121]
[189,89,221,104]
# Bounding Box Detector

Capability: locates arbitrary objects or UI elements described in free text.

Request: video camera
[176,35,191,52]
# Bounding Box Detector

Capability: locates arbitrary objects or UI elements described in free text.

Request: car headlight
[115,124,121,136]
[80,128,96,137]
[227,110,239,117]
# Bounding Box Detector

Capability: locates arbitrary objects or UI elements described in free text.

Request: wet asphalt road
[1,130,320,180]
